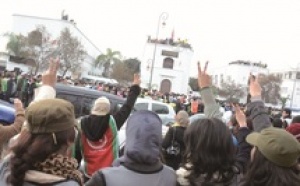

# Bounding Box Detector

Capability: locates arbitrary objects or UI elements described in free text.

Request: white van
[133,98,176,125]
[118,98,176,153]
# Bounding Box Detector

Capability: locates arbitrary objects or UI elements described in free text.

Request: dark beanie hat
[26,99,76,134]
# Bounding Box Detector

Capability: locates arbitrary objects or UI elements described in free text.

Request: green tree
[94,48,121,77]
[279,96,289,109]
[111,58,141,86]
[123,58,141,73]
[110,61,132,86]
[5,33,28,57]
[58,28,86,76]
[189,77,199,91]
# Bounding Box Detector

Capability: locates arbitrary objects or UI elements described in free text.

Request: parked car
[0,100,15,125]
[133,98,176,125]
[0,84,126,125]
[55,84,125,118]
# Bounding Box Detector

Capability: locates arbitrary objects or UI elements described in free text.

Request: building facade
[211,61,269,103]
[1,14,102,79]
[141,37,193,94]
[211,61,269,87]
[273,69,300,109]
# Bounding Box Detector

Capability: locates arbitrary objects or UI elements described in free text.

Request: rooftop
[13,14,102,54]
[229,60,268,68]
[147,36,193,50]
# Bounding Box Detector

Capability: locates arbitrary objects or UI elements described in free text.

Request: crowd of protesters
[1,70,206,116]
[0,59,299,186]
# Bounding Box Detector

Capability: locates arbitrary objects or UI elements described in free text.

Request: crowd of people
[0,59,299,186]
[0,69,206,116]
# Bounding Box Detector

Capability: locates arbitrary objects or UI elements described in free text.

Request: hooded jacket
[85,110,177,186]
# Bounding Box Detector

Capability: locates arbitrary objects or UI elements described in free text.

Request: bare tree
[27,26,57,75]
[5,26,56,75]
[218,79,245,102]
[258,74,282,104]
[58,28,86,76]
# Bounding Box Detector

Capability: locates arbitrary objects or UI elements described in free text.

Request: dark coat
[162,126,186,170]
[75,85,141,164]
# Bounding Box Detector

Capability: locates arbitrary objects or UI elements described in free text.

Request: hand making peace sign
[249,75,262,97]
[197,61,211,89]
[42,58,60,87]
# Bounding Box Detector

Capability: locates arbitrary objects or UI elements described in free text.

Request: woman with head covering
[0,58,84,186]
[162,110,189,170]
[241,127,300,186]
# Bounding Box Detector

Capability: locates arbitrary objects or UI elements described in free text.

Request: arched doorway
[160,79,171,93]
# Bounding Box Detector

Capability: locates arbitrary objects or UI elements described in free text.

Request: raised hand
[132,73,141,86]
[197,61,211,89]
[14,99,24,112]
[233,104,247,128]
[249,75,261,97]
[42,58,60,87]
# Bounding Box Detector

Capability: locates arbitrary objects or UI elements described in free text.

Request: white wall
[211,62,269,103]
[211,63,269,87]
[281,75,300,108]
[11,15,101,77]
[141,43,193,94]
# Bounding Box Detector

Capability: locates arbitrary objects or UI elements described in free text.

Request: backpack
[165,127,181,156]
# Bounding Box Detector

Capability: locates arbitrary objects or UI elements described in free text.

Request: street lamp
[148,12,169,90]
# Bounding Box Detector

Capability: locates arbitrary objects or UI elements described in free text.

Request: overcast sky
[1,0,300,76]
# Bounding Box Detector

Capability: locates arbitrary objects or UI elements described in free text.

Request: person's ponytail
[8,131,33,186]
[7,129,75,186]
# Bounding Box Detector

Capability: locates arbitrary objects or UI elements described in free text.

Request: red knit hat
[286,123,300,142]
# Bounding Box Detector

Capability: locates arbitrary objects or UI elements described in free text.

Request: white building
[211,61,269,103]
[141,37,193,94]
[273,69,300,109]
[211,61,269,87]
[1,14,102,79]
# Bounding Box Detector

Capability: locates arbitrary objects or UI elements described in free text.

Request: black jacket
[162,126,186,170]
[75,85,140,163]
[86,108,177,186]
